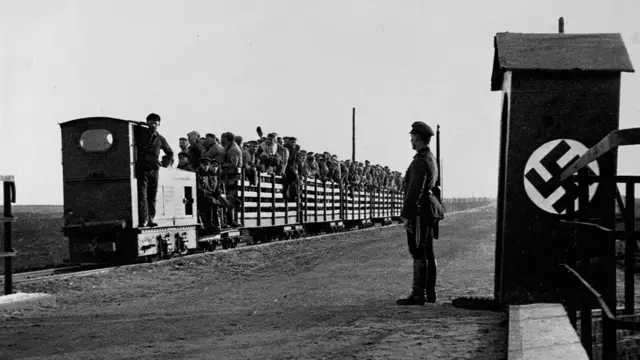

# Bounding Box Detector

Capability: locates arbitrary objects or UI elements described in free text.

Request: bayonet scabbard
[415,207,421,248]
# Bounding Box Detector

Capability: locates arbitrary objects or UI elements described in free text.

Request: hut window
[79,129,114,152]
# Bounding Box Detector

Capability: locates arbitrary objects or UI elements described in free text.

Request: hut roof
[491,32,635,91]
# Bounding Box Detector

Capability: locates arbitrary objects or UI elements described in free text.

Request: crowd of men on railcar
[172,130,405,232]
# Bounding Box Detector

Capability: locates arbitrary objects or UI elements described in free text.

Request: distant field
[0,205,67,274]
[0,199,494,274]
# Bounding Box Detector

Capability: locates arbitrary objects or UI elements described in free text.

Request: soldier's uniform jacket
[276,144,289,175]
[242,149,257,169]
[303,159,319,178]
[196,167,221,199]
[203,143,226,165]
[401,145,438,219]
[136,129,174,171]
[187,144,202,170]
[222,142,243,183]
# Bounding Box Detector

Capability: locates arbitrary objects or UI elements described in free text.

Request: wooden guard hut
[491,31,635,304]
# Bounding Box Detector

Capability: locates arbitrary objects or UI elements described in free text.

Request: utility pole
[352,107,356,162]
[559,17,564,33]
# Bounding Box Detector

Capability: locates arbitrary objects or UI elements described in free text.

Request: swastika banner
[523,139,599,215]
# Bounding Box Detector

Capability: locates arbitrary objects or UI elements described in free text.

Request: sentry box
[491,31,634,304]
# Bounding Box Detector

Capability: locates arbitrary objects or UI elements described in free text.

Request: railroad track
[0,222,401,285]
[0,264,111,285]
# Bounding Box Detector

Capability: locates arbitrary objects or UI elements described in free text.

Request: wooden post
[271,174,276,226]
[625,181,635,314]
[559,17,564,34]
[257,174,262,226]
[314,180,318,223]
[325,181,328,221]
[352,107,356,162]
[304,177,308,223]
[2,175,16,295]
[241,168,246,225]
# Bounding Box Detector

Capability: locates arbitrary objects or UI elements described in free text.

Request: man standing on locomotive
[397,121,438,305]
[136,113,174,227]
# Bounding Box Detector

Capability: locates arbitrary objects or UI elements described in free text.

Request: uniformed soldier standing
[135,113,174,227]
[397,121,438,305]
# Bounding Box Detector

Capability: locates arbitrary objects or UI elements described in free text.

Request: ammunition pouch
[422,192,445,222]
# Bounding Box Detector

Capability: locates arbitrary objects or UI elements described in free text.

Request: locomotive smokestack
[559,17,564,33]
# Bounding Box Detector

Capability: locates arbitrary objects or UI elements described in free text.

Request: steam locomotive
[60,117,404,264]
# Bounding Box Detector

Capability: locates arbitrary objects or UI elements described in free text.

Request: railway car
[59,117,404,264]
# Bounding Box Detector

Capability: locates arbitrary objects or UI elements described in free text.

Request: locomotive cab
[60,117,198,262]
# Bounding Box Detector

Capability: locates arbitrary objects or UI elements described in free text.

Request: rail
[555,127,640,359]
[1,175,17,295]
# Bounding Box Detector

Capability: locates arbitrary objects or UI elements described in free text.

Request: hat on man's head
[410,121,434,137]
[146,113,161,122]
[210,159,220,167]
[267,133,277,139]
[188,131,200,139]
[199,157,212,165]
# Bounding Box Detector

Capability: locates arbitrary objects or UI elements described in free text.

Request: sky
[1,0,639,205]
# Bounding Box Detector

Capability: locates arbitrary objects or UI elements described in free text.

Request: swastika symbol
[523,139,599,215]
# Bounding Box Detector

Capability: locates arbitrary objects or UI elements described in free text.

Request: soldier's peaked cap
[199,157,212,164]
[410,121,434,137]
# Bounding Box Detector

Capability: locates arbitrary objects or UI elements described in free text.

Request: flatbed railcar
[59,117,403,264]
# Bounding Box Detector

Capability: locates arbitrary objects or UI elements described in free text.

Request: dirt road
[1,204,506,360]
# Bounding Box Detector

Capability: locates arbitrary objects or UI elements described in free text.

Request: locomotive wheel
[145,253,162,263]
[221,240,229,250]
[207,241,217,252]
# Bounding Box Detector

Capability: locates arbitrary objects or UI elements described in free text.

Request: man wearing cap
[187,131,202,169]
[177,152,194,172]
[397,121,439,305]
[302,152,319,179]
[221,132,243,228]
[242,140,259,185]
[256,133,282,175]
[135,113,174,227]
[196,157,227,231]
[282,137,300,201]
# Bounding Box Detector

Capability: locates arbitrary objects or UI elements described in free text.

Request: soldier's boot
[210,207,221,233]
[425,259,437,303]
[227,208,242,228]
[396,259,426,305]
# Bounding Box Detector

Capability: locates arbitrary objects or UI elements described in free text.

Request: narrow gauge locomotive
[60,117,404,264]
